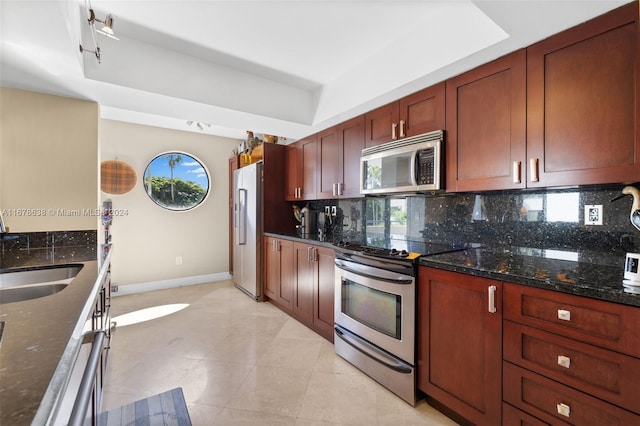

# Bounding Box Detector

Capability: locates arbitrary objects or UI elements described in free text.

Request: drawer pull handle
[488,285,497,313]
[529,157,539,182]
[557,355,571,368]
[512,161,521,184]
[556,402,571,418]
[557,309,571,321]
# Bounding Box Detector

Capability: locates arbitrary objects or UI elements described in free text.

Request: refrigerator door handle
[238,188,247,245]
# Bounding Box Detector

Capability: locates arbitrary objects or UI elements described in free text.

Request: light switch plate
[584,205,603,225]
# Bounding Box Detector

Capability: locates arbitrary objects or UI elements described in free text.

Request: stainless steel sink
[0,283,70,304]
[0,265,83,304]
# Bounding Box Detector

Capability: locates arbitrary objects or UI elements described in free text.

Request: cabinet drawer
[503,402,549,426]
[504,320,640,414]
[503,284,640,358]
[504,362,640,425]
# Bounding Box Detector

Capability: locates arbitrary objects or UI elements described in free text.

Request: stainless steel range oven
[333,240,464,406]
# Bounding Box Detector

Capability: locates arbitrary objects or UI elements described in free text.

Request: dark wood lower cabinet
[263,237,334,342]
[504,362,640,425]
[313,245,336,341]
[292,242,315,325]
[418,267,503,426]
[263,237,294,311]
[502,403,548,426]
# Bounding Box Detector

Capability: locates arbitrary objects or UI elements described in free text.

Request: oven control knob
[400,250,409,257]
[390,248,398,255]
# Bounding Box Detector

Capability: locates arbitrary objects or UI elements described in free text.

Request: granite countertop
[265,232,640,308]
[263,231,338,248]
[0,259,100,425]
[420,246,640,308]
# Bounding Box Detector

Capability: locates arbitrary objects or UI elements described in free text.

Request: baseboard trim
[113,272,232,296]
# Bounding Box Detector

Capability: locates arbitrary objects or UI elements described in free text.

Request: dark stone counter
[0,258,100,425]
[265,232,639,307]
[420,247,640,308]
[263,231,338,249]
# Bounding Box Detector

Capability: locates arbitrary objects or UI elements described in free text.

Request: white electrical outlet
[584,205,603,225]
[331,206,337,217]
[176,256,183,265]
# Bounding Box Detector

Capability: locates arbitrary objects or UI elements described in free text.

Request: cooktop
[333,238,471,262]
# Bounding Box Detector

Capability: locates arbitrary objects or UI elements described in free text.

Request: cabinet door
[300,135,318,200]
[263,237,279,301]
[364,102,399,147]
[446,49,526,192]
[317,126,340,199]
[285,144,301,201]
[398,82,445,138]
[279,239,295,310]
[293,242,315,325]
[418,267,502,426]
[337,115,365,199]
[527,2,640,187]
[313,246,335,342]
[264,238,295,311]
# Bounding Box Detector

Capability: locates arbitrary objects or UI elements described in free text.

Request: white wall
[99,119,237,287]
[0,87,99,232]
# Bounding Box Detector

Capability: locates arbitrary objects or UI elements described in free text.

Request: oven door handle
[335,326,412,374]
[335,259,413,284]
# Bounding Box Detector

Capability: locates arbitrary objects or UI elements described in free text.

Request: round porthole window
[143,152,210,211]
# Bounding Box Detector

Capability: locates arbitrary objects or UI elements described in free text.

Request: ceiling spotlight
[81,5,119,63]
[96,13,120,40]
[186,121,211,131]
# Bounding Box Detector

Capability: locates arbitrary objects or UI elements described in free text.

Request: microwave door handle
[409,150,418,186]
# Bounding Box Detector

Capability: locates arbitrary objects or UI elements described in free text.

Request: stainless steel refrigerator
[232,162,263,300]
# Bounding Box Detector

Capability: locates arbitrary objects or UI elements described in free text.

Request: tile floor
[102,280,459,425]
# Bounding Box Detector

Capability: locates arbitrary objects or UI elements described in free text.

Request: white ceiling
[0,0,631,142]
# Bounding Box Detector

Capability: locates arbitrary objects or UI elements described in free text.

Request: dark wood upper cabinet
[365,83,445,148]
[445,49,527,192]
[398,83,446,139]
[284,143,300,201]
[364,102,398,147]
[318,115,365,199]
[285,134,318,201]
[526,1,639,187]
[317,126,340,199]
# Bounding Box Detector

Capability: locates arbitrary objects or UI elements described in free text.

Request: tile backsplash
[306,184,640,261]
[0,230,97,268]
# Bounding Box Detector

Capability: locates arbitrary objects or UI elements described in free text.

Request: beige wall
[100,119,237,286]
[0,87,99,232]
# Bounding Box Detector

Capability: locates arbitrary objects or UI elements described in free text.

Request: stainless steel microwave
[360,130,443,195]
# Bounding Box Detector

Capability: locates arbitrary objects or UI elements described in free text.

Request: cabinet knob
[557,309,571,321]
[392,122,398,140]
[556,402,571,418]
[557,355,571,368]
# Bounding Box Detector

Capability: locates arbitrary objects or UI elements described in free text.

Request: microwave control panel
[417,148,435,185]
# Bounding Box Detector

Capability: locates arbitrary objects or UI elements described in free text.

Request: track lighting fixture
[80,2,118,64]
[186,121,211,131]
